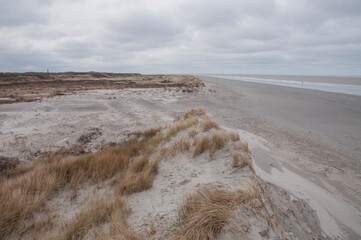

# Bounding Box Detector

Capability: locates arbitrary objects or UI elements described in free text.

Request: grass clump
[131,156,148,173]
[188,129,197,138]
[184,107,206,119]
[165,117,198,140]
[135,126,163,138]
[169,136,191,157]
[202,118,219,132]
[232,152,252,169]
[62,197,139,240]
[173,184,261,240]
[229,131,240,142]
[117,158,160,195]
[193,130,232,158]
[0,136,153,238]
[193,136,210,157]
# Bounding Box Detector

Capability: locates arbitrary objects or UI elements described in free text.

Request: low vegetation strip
[0,73,204,104]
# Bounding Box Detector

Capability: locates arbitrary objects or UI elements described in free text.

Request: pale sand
[1,78,360,239]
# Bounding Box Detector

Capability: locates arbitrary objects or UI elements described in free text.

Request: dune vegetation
[0,108,260,240]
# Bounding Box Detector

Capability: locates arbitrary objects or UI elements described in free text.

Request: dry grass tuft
[232,152,252,169]
[131,156,148,173]
[169,136,191,157]
[229,131,240,142]
[117,158,160,195]
[173,184,261,240]
[193,130,233,158]
[165,117,198,140]
[193,136,210,157]
[202,118,220,132]
[0,157,20,179]
[242,142,250,153]
[184,107,206,119]
[135,127,162,138]
[62,196,139,240]
[0,138,148,238]
[209,130,228,158]
[174,115,183,122]
[188,129,198,138]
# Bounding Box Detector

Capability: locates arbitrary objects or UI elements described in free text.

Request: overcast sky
[0,0,360,75]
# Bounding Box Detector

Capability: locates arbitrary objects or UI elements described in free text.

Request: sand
[1,76,360,239]
[195,76,361,208]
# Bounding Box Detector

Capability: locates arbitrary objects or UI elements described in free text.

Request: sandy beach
[0,74,360,239]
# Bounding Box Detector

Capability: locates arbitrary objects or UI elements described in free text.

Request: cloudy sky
[0,0,360,75]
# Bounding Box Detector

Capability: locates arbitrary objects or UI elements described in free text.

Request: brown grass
[188,129,198,138]
[193,130,233,158]
[173,184,261,240]
[209,130,229,158]
[232,152,252,169]
[0,74,205,105]
[135,127,162,138]
[131,156,148,173]
[229,131,240,142]
[165,117,198,140]
[202,118,220,131]
[193,136,210,157]
[169,136,191,157]
[0,137,150,238]
[62,196,139,240]
[0,107,253,239]
[184,107,206,119]
[242,142,250,153]
[117,157,160,195]
[0,156,19,179]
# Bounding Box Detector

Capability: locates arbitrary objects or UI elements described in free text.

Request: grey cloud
[0,0,360,75]
[0,0,52,26]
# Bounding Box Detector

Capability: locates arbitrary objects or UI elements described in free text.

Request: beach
[0,74,360,239]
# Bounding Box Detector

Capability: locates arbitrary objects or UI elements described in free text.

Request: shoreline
[208,74,361,96]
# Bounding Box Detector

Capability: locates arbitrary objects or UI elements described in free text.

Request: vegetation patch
[0,107,257,239]
[172,182,262,240]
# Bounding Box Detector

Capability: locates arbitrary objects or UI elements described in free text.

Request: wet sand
[193,75,361,238]
[195,76,361,204]
[219,74,361,85]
